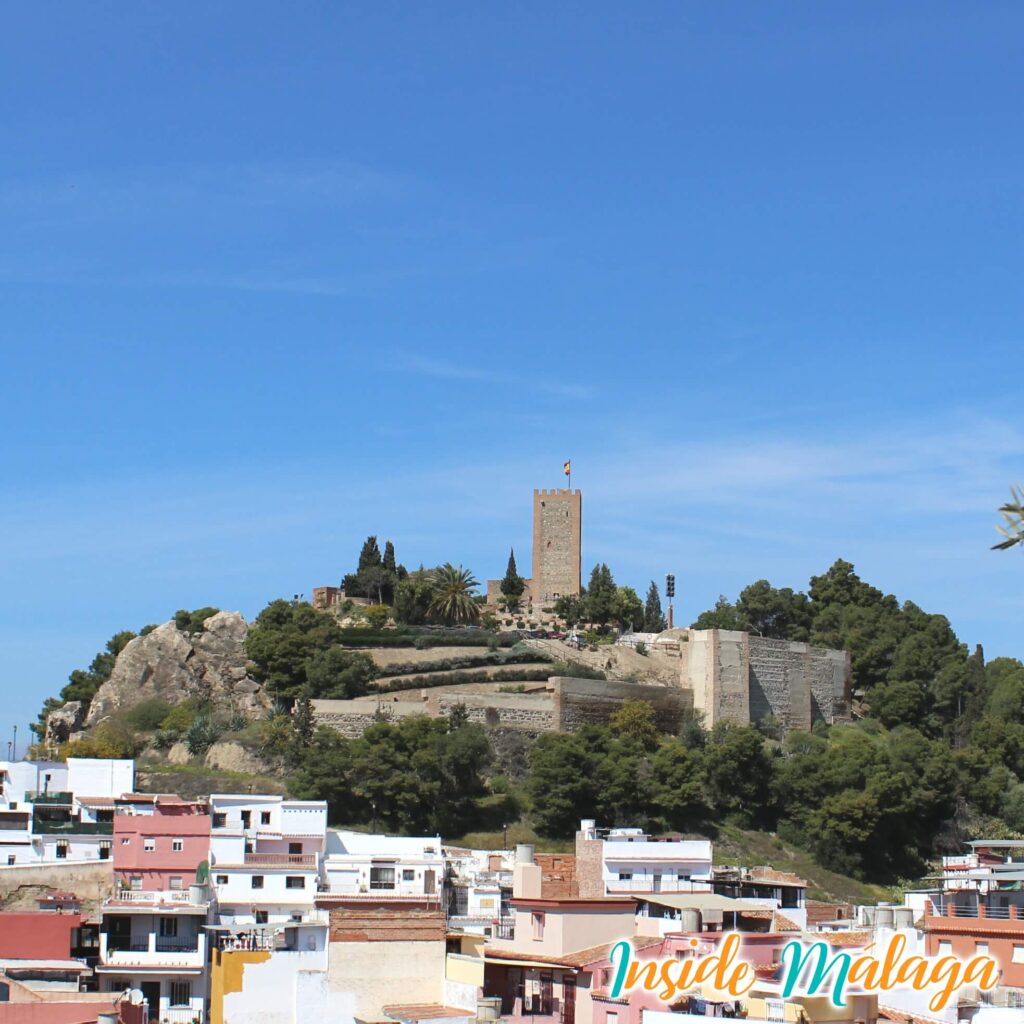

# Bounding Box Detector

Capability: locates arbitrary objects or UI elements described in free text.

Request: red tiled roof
[771,912,802,933]
[383,1005,473,1021]
[564,936,663,968]
[825,930,872,948]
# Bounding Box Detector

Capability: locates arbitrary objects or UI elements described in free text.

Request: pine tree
[293,693,315,747]
[643,580,667,632]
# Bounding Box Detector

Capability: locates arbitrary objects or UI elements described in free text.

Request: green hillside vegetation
[30,551,1024,890]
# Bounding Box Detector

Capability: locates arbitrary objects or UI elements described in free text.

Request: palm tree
[428,564,481,625]
[993,486,1024,551]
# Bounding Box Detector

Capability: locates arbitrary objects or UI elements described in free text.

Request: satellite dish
[129,989,145,1004]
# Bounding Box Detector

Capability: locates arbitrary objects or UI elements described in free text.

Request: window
[403,869,415,882]
[765,999,785,1022]
[251,875,264,889]
[532,911,545,940]
[677,873,690,881]
[241,811,251,828]
[143,837,156,853]
[56,840,68,859]
[600,969,611,989]
[212,813,226,828]
[99,841,111,861]
[261,811,271,825]
[120,837,131,845]
[6,856,13,866]
[976,941,990,955]
[1013,945,1024,965]
[130,876,143,891]
[938,940,953,957]
[255,910,268,924]
[370,866,395,890]
[169,981,191,1007]
[286,876,305,890]
[289,842,302,855]
[216,875,228,885]
[169,876,183,891]
[172,839,183,853]
[159,917,178,937]
[618,872,632,880]
[606,1013,619,1024]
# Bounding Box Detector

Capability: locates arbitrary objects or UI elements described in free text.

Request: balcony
[106,891,198,907]
[33,817,113,835]
[495,919,515,940]
[243,852,317,868]
[99,932,206,970]
[27,791,73,805]
[606,878,713,894]
[153,1007,204,1024]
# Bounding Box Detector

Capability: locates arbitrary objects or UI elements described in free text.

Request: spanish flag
[563,460,571,476]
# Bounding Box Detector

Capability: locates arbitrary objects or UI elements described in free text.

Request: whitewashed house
[208,794,328,952]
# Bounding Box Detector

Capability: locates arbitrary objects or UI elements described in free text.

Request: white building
[96,886,210,1024]
[320,829,444,907]
[577,820,714,896]
[208,794,328,951]
[0,758,134,867]
[445,846,511,935]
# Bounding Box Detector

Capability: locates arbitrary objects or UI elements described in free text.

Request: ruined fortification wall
[682,629,851,730]
[312,676,691,739]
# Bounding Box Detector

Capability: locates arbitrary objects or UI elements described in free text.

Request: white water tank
[678,908,702,933]
[875,905,894,929]
[580,819,597,840]
[515,844,535,864]
[894,907,914,929]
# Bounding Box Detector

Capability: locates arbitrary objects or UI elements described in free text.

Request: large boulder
[44,701,85,746]
[84,611,266,726]
[204,741,266,774]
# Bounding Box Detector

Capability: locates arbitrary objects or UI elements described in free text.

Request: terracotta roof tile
[329,908,446,943]
[383,1005,474,1021]
[825,930,872,948]
[771,912,802,933]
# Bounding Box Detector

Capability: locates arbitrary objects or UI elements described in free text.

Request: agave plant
[428,563,481,625]
[993,485,1024,551]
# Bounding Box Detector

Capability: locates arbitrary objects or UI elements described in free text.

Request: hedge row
[376,667,552,694]
[379,649,551,678]
[338,630,520,649]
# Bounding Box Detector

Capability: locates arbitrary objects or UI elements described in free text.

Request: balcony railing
[33,818,113,835]
[100,932,206,967]
[243,852,317,868]
[27,791,74,805]
[495,920,515,940]
[928,900,1024,920]
[107,890,195,906]
[153,1007,203,1024]
[606,878,713,894]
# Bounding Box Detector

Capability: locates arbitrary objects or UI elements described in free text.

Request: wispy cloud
[393,350,596,400]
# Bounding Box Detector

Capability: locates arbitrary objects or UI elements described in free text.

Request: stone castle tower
[530,488,582,604]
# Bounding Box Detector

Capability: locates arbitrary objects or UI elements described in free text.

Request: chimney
[513,844,541,899]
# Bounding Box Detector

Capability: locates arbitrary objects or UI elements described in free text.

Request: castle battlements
[533,488,580,496]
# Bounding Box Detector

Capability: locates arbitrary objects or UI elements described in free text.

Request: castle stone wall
[682,629,851,730]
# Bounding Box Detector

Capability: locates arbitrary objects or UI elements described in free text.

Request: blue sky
[2,3,1022,748]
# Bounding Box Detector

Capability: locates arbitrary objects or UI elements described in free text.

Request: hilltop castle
[486,487,582,608]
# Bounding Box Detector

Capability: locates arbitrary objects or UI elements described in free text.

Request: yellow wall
[446,954,485,987]
[744,994,876,1024]
[209,948,271,1024]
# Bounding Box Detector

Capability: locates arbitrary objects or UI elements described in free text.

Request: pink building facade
[113,797,211,892]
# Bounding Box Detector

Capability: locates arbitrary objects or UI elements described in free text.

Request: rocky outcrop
[43,701,85,746]
[204,741,266,774]
[83,611,266,725]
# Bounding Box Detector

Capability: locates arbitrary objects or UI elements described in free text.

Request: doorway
[424,869,436,894]
[563,976,576,1024]
[141,981,161,1015]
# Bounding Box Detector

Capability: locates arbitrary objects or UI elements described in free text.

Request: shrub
[635,642,648,656]
[152,729,180,750]
[226,711,249,733]
[378,649,549,678]
[174,607,220,634]
[377,667,550,693]
[160,700,205,733]
[362,605,391,630]
[548,660,606,680]
[184,715,222,756]
[126,698,173,731]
